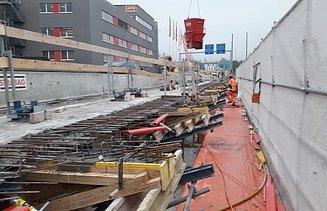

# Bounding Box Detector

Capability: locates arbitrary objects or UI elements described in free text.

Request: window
[118,19,128,30]
[61,50,74,60]
[135,16,153,30]
[138,31,152,43]
[131,43,138,51]
[118,39,127,48]
[139,32,146,39]
[147,36,153,43]
[60,27,73,38]
[148,49,153,55]
[130,26,138,35]
[139,46,146,54]
[119,57,127,62]
[39,3,53,13]
[59,3,72,13]
[101,11,113,23]
[41,27,54,36]
[42,51,55,60]
[102,33,114,44]
[104,54,114,63]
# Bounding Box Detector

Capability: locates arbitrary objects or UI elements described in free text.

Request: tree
[232,60,243,73]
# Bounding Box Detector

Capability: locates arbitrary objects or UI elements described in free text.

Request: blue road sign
[205,44,214,55]
[216,43,226,54]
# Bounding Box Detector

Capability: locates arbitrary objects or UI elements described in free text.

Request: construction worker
[227,75,238,106]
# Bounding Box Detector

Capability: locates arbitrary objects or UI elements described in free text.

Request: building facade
[17,0,158,65]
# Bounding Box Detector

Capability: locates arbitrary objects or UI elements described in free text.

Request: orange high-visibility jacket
[229,78,238,92]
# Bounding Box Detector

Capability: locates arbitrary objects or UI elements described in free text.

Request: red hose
[149,114,169,126]
[122,126,166,135]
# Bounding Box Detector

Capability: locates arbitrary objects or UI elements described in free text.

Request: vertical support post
[130,69,134,89]
[246,32,249,59]
[195,64,199,94]
[230,33,234,76]
[107,61,111,99]
[7,50,16,101]
[183,182,196,211]
[127,67,131,91]
[110,62,115,93]
[164,60,167,98]
[118,158,123,190]
[0,35,10,115]
[2,68,10,114]
[191,68,195,95]
[182,61,186,103]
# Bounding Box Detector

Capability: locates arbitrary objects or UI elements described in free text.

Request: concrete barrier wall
[237,0,327,210]
[0,71,162,106]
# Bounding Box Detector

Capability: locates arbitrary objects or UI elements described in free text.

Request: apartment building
[18,0,159,65]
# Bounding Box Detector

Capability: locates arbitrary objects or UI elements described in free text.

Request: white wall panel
[237,0,327,210]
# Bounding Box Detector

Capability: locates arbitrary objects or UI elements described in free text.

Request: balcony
[0,0,25,24]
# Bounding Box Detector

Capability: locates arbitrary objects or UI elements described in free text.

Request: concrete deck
[177,107,267,211]
[0,89,181,144]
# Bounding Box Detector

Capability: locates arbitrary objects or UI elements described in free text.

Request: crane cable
[188,0,201,18]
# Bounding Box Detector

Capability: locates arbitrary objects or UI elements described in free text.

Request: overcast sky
[108,0,297,62]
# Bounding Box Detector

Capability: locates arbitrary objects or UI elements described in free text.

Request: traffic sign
[219,63,230,70]
[216,43,226,54]
[205,44,214,55]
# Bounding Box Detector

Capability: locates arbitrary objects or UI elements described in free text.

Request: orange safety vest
[229,78,238,92]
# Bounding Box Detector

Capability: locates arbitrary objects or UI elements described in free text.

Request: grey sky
[108,0,297,61]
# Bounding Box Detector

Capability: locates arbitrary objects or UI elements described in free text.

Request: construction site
[0,0,326,210]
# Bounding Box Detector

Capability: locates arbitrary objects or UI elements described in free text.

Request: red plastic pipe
[266,176,277,211]
[149,114,169,126]
[122,126,166,135]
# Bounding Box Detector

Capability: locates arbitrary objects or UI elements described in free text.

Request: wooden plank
[96,162,163,170]
[0,57,165,79]
[106,198,126,211]
[106,192,148,211]
[131,69,164,80]
[45,178,161,211]
[11,58,127,73]
[0,24,165,65]
[21,184,95,207]
[96,157,174,191]
[0,57,7,68]
[90,165,149,175]
[160,157,172,191]
[23,171,149,186]
[177,107,209,113]
[138,150,185,211]
[136,189,161,211]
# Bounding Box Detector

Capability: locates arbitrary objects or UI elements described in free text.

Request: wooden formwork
[106,150,185,211]
[19,150,184,211]
[0,24,178,80]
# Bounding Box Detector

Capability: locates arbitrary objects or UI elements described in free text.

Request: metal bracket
[178,163,215,186]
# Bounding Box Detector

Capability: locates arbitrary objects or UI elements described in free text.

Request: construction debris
[0,83,227,210]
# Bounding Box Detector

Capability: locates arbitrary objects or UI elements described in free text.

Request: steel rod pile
[0,82,226,210]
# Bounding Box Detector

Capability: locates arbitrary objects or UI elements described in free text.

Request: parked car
[103,61,125,67]
[119,62,143,70]
[140,64,162,73]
